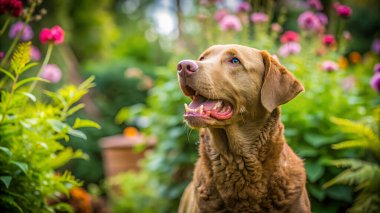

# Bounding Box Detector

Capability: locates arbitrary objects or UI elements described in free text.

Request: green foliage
[324,108,380,213]
[106,171,169,213]
[0,43,99,212]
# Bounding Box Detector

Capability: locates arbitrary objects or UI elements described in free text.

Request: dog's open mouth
[184,94,233,120]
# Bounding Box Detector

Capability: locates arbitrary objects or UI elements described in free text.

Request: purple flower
[9,21,33,41]
[308,0,323,10]
[278,42,301,57]
[251,12,269,24]
[40,64,62,83]
[316,12,328,25]
[370,73,380,92]
[0,51,4,59]
[214,9,228,22]
[374,63,380,74]
[372,39,380,54]
[219,15,242,31]
[237,2,251,13]
[30,46,41,61]
[298,11,321,32]
[322,60,339,72]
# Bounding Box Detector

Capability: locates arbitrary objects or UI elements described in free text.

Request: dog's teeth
[184,103,189,112]
[200,105,204,114]
[213,101,223,110]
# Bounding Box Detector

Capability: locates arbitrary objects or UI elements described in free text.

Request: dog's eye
[231,57,240,64]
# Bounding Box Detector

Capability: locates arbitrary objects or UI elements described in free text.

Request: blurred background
[1,0,380,212]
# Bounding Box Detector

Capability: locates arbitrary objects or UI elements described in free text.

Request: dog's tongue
[189,95,218,111]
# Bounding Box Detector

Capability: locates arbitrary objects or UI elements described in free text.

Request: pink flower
[335,4,352,18]
[298,11,321,32]
[40,64,62,83]
[342,76,356,91]
[322,60,339,72]
[316,12,328,25]
[251,12,268,24]
[219,15,242,31]
[343,31,351,40]
[214,9,228,22]
[322,34,336,46]
[280,31,300,44]
[30,46,41,61]
[0,51,4,60]
[9,21,33,41]
[374,63,380,74]
[0,0,23,17]
[278,42,301,57]
[308,0,323,10]
[39,25,65,45]
[271,23,282,33]
[237,2,251,13]
[371,73,380,92]
[371,39,380,54]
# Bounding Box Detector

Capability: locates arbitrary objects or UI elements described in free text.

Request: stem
[0,2,36,68]
[0,18,11,37]
[0,72,20,124]
[28,43,54,93]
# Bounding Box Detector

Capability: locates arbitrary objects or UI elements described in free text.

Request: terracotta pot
[100,134,155,177]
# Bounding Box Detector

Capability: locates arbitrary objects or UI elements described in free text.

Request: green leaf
[67,128,87,140]
[72,118,101,129]
[0,68,16,81]
[19,62,38,74]
[307,183,326,201]
[0,176,12,188]
[17,92,36,102]
[0,195,23,213]
[305,161,325,182]
[0,146,12,157]
[14,77,48,90]
[10,161,28,174]
[51,203,74,213]
[48,119,68,132]
[67,103,85,116]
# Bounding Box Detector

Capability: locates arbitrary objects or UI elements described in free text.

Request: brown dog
[177,44,311,213]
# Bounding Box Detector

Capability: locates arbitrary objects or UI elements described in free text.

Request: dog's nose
[177,60,199,76]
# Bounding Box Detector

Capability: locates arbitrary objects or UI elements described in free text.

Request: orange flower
[70,187,92,213]
[123,126,139,138]
[349,52,361,64]
[338,56,348,69]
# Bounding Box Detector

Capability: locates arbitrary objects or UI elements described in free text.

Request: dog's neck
[205,108,284,161]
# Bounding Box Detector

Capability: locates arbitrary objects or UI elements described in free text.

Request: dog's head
[177,44,304,128]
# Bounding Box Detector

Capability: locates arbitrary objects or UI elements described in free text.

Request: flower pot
[100,134,155,177]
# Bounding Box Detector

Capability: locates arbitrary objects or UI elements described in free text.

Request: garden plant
[0,0,99,212]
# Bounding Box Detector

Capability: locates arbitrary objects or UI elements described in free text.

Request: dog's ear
[260,51,304,112]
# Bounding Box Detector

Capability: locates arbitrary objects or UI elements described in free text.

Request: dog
[177,44,311,213]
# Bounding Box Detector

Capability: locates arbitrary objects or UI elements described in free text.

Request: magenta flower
[298,11,321,32]
[372,39,380,54]
[316,12,328,25]
[0,0,23,17]
[39,25,65,45]
[335,4,352,18]
[280,31,300,44]
[374,63,380,74]
[0,51,4,60]
[278,42,301,57]
[30,46,41,61]
[40,64,62,83]
[322,61,339,72]
[214,9,228,22]
[9,21,33,41]
[219,15,242,31]
[322,34,336,46]
[308,0,323,10]
[251,12,269,24]
[370,73,380,92]
[237,2,251,13]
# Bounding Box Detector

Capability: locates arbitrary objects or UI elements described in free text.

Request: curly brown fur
[178,45,311,213]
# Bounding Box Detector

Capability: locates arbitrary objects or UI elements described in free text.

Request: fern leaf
[348,192,380,213]
[332,139,370,150]
[0,195,23,213]
[11,42,31,74]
